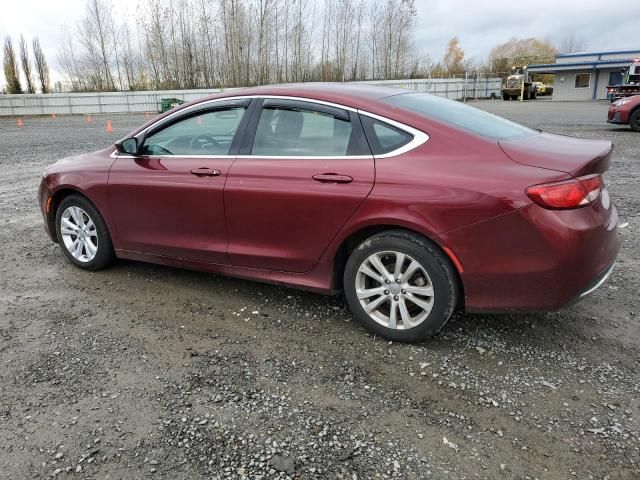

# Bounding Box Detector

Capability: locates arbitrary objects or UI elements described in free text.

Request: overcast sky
[1,0,639,86]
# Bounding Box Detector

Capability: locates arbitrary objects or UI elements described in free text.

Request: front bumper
[37,179,56,242]
[607,110,625,124]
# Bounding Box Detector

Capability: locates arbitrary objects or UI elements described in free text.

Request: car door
[108,99,251,264]
[224,98,375,272]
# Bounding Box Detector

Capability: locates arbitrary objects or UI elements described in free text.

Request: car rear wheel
[630,109,640,132]
[55,194,115,271]
[343,231,459,342]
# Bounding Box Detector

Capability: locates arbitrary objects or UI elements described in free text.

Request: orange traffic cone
[86,115,93,124]
[17,118,23,127]
[51,112,56,119]
[106,119,113,132]
[144,111,150,120]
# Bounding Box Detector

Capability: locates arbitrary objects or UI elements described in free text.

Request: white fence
[0,78,502,116]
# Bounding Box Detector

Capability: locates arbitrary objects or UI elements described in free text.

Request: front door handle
[312,173,353,184]
[190,167,222,177]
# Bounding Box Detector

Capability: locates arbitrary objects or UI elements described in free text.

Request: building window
[575,73,591,88]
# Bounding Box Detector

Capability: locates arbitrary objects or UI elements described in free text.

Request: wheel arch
[48,187,98,241]
[331,224,464,304]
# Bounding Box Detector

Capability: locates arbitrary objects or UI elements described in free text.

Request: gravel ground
[0,100,638,479]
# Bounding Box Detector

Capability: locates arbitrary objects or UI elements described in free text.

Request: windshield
[382,93,537,140]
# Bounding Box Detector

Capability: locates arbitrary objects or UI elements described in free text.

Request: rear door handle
[312,173,353,184]
[190,167,221,177]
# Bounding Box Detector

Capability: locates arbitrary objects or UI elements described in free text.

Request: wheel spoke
[364,294,388,313]
[72,239,84,258]
[368,254,393,281]
[404,285,434,297]
[84,238,97,257]
[400,260,421,283]
[61,217,78,232]
[405,292,432,312]
[359,263,385,284]
[70,207,83,227]
[398,298,412,326]
[393,252,406,279]
[356,286,387,300]
[389,301,398,329]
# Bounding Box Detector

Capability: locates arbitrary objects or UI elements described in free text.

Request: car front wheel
[55,194,115,271]
[343,231,459,342]
[630,109,640,132]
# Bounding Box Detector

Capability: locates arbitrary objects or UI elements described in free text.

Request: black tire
[502,93,510,101]
[530,89,536,100]
[343,230,459,343]
[55,194,115,271]
[629,109,640,132]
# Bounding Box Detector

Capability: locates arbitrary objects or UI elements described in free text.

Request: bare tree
[558,34,586,54]
[18,35,35,93]
[32,37,50,93]
[3,36,22,94]
[56,0,430,91]
[79,0,117,90]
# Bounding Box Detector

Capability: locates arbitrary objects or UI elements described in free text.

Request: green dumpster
[160,98,184,113]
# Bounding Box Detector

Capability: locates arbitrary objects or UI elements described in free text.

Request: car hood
[499,132,612,177]
[45,147,114,176]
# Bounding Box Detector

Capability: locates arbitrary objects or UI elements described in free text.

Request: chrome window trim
[357,110,429,158]
[114,94,429,160]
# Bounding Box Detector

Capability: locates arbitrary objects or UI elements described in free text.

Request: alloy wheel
[355,250,435,330]
[60,206,99,263]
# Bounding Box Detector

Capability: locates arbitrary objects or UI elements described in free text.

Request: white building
[528,49,640,101]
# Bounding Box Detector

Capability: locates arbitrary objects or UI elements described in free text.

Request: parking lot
[0,100,638,479]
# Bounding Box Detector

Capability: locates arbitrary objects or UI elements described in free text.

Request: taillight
[526,174,603,210]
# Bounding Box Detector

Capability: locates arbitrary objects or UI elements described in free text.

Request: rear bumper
[572,262,615,302]
[439,201,619,312]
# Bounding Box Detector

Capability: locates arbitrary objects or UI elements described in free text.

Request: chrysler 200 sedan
[38,84,618,342]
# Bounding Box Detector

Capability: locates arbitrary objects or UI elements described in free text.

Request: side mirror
[115,137,138,155]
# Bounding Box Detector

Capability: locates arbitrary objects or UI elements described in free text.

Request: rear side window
[252,105,353,156]
[383,93,536,140]
[361,116,413,155]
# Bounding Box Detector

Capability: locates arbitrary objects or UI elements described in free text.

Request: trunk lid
[499,132,612,177]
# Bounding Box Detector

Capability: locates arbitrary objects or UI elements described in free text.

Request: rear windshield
[383,93,537,140]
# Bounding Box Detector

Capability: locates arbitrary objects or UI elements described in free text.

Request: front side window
[252,105,353,156]
[575,73,591,88]
[142,106,246,156]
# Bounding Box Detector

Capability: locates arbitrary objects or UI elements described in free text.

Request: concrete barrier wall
[0,78,502,116]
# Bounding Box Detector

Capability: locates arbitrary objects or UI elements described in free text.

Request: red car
[607,95,640,131]
[38,84,618,342]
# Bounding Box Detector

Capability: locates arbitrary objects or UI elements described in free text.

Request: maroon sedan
[607,95,640,131]
[38,84,618,342]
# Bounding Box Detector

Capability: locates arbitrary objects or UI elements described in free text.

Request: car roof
[200,82,413,110]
